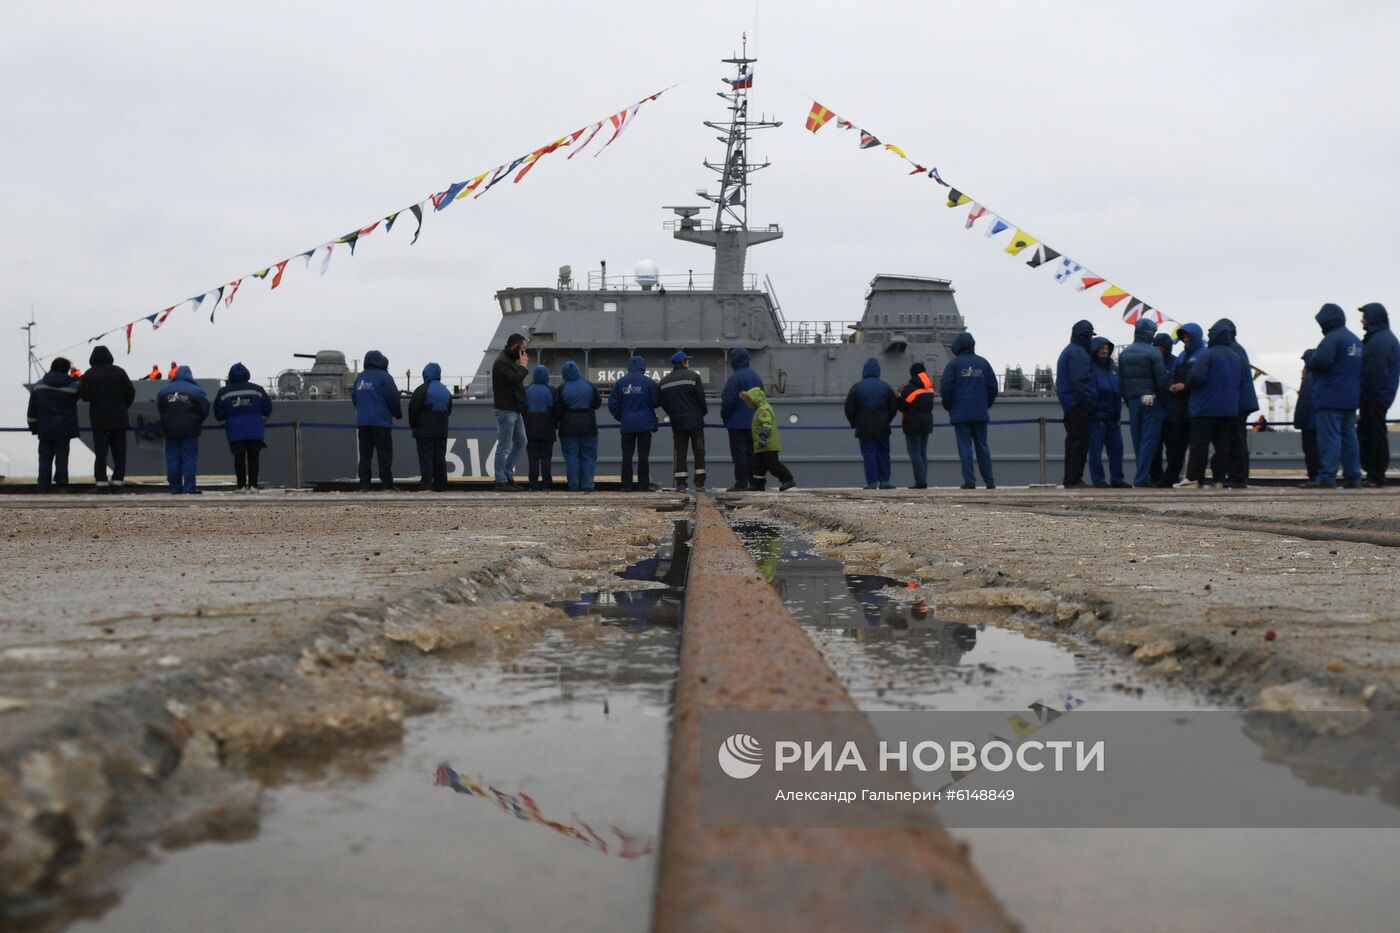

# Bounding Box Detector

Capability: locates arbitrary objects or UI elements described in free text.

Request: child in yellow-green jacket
[741,387,796,491]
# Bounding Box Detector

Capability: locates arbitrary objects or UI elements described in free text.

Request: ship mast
[668,36,783,291]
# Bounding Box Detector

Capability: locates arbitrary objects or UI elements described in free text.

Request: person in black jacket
[897,362,936,489]
[78,345,135,491]
[409,362,453,491]
[844,358,899,489]
[490,334,529,490]
[659,351,708,490]
[27,358,81,492]
[523,365,558,490]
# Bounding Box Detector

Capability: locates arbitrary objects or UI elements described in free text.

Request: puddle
[55,531,689,933]
[730,517,1400,933]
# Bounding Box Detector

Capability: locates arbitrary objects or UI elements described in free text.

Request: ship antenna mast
[22,306,41,384]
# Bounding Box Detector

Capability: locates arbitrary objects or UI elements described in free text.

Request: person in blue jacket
[609,354,661,492]
[844,358,899,489]
[523,365,557,491]
[1148,331,1176,484]
[26,358,81,492]
[556,361,602,492]
[1185,321,1243,487]
[939,332,999,489]
[408,362,453,492]
[1308,303,1364,488]
[1293,349,1319,485]
[720,348,764,491]
[1117,318,1170,487]
[1160,323,1203,487]
[351,349,403,491]
[213,362,273,491]
[1056,320,1097,487]
[157,365,210,494]
[1358,302,1399,486]
[1086,338,1128,487]
[1208,319,1259,486]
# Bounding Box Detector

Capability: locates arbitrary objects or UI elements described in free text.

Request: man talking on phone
[492,333,530,491]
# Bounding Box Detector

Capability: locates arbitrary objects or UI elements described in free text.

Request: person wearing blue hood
[409,362,453,492]
[556,361,602,491]
[1159,324,1202,487]
[1118,318,1169,487]
[1294,349,1319,485]
[1207,319,1259,486]
[939,332,999,489]
[1185,321,1243,487]
[27,357,81,492]
[523,364,558,490]
[1308,303,1364,488]
[720,348,764,490]
[1086,338,1129,487]
[844,358,899,489]
[157,365,210,494]
[214,363,273,491]
[1359,302,1399,486]
[352,349,403,491]
[1056,320,1097,487]
[1148,331,1176,483]
[609,354,661,491]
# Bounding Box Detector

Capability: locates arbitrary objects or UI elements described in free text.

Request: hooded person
[1294,349,1320,485]
[1159,323,1203,486]
[27,358,81,491]
[351,349,403,491]
[408,362,453,492]
[720,348,765,490]
[524,364,558,491]
[490,333,530,490]
[742,387,795,491]
[1086,337,1128,487]
[1308,303,1364,488]
[939,332,999,490]
[844,357,900,489]
[1359,302,1400,486]
[658,350,708,490]
[898,361,936,489]
[1147,331,1177,484]
[78,345,135,491]
[214,362,273,491]
[1204,318,1259,486]
[156,364,210,494]
[555,360,602,492]
[609,354,661,491]
[1118,318,1170,487]
[1184,321,1243,487]
[1056,320,1098,487]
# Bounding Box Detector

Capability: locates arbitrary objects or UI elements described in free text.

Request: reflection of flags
[884,142,907,158]
[1004,230,1037,256]
[805,102,834,133]
[946,189,970,207]
[984,216,1011,238]
[1099,285,1130,308]
[1055,259,1083,283]
[1077,272,1106,291]
[965,203,987,229]
[858,129,881,149]
[1025,243,1062,268]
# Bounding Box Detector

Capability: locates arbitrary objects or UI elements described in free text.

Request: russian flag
[724,69,753,90]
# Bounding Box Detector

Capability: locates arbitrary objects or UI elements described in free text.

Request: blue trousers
[1127,399,1165,486]
[858,436,891,486]
[1315,408,1361,486]
[904,433,929,486]
[493,410,526,484]
[953,421,995,486]
[165,436,199,493]
[1088,419,1124,485]
[560,434,599,491]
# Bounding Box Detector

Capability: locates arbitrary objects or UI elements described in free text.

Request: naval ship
[60,53,1304,488]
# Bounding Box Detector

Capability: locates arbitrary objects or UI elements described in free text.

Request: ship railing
[584,271,757,291]
[783,321,862,345]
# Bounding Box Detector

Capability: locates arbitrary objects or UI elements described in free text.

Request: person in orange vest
[148,364,162,381]
[897,362,936,488]
[167,361,179,380]
[68,366,82,379]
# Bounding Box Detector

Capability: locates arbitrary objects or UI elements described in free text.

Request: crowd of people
[24,305,1396,493]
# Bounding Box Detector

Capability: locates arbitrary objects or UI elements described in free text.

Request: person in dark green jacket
[742,387,795,491]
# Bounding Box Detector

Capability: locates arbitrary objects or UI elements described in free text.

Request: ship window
[533,296,544,311]
[603,301,617,313]
[554,297,561,311]
[511,296,522,313]
[499,298,509,314]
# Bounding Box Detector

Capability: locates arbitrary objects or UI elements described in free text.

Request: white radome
[634,259,660,287]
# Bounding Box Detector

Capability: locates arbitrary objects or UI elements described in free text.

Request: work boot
[779,481,796,491]
[878,482,896,490]
[960,483,976,490]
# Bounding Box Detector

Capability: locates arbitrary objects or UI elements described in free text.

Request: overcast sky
[4,0,1397,474]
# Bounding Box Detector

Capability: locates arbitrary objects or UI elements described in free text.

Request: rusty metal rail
[652,496,1013,933]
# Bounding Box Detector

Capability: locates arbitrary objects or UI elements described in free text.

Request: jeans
[230,439,264,489]
[493,409,525,484]
[415,436,447,491]
[858,436,891,486]
[164,436,199,493]
[1358,400,1390,483]
[904,433,929,486]
[37,437,71,489]
[1062,405,1090,485]
[357,426,394,489]
[671,429,706,488]
[953,421,994,486]
[621,431,653,489]
[1087,419,1124,485]
[750,450,794,490]
[1301,428,1319,481]
[527,437,555,489]
[1315,408,1361,486]
[92,428,127,484]
[1187,417,1233,483]
[560,434,599,491]
[1127,399,1165,486]
[727,428,754,488]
